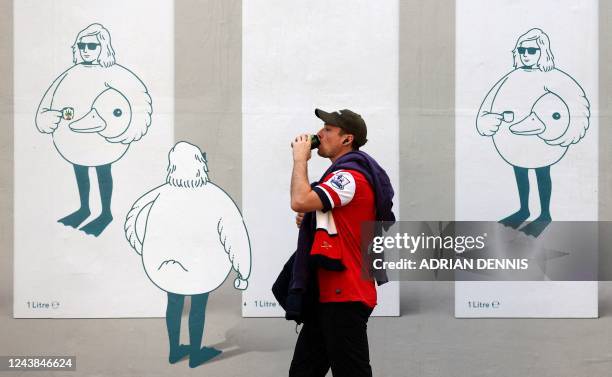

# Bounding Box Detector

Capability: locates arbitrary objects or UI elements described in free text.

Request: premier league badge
[330,173,351,190]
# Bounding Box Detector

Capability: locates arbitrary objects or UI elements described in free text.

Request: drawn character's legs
[189,292,221,368]
[166,292,190,364]
[58,164,91,227]
[499,166,530,228]
[535,166,552,220]
[520,166,552,237]
[80,164,113,236]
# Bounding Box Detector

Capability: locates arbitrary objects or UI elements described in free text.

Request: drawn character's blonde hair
[72,23,116,67]
[166,142,210,188]
[512,28,555,72]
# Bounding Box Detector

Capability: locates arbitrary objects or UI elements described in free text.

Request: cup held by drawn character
[502,111,514,123]
[62,107,75,121]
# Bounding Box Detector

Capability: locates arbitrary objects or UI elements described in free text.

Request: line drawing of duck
[35,23,153,237]
[124,141,251,367]
[476,28,590,237]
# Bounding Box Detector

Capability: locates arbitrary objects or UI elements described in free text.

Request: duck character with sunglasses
[35,23,152,237]
[476,28,590,237]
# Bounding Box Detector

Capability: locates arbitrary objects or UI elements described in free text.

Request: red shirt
[311,169,377,308]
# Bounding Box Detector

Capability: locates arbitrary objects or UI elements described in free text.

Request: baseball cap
[314,108,368,148]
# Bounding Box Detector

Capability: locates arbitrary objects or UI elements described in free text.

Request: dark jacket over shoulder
[272,151,396,323]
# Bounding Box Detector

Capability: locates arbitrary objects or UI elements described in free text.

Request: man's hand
[292,134,312,162]
[290,134,323,213]
[295,212,304,228]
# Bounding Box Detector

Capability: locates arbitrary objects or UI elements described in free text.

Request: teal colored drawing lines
[476,28,590,237]
[35,23,153,236]
[124,141,252,367]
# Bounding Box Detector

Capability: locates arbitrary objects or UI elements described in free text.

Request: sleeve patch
[316,171,356,208]
[329,173,351,190]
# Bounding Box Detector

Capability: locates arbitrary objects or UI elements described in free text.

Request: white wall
[14,0,174,317]
[242,0,400,317]
[455,0,598,318]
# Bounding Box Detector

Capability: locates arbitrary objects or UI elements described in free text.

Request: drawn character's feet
[189,347,222,368]
[58,208,91,228]
[79,213,113,236]
[499,210,530,229]
[519,215,552,238]
[169,344,190,364]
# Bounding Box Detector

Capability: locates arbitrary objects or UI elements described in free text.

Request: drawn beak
[69,108,107,133]
[509,112,546,136]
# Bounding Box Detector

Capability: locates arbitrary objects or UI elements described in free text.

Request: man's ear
[343,135,354,145]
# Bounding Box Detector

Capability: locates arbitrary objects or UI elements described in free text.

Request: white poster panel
[243,0,400,317]
[455,0,598,317]
[14,0,174,317]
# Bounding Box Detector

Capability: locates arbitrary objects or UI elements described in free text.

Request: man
[288,109,395,377]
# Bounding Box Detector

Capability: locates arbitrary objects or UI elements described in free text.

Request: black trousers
[289,302,373,377]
